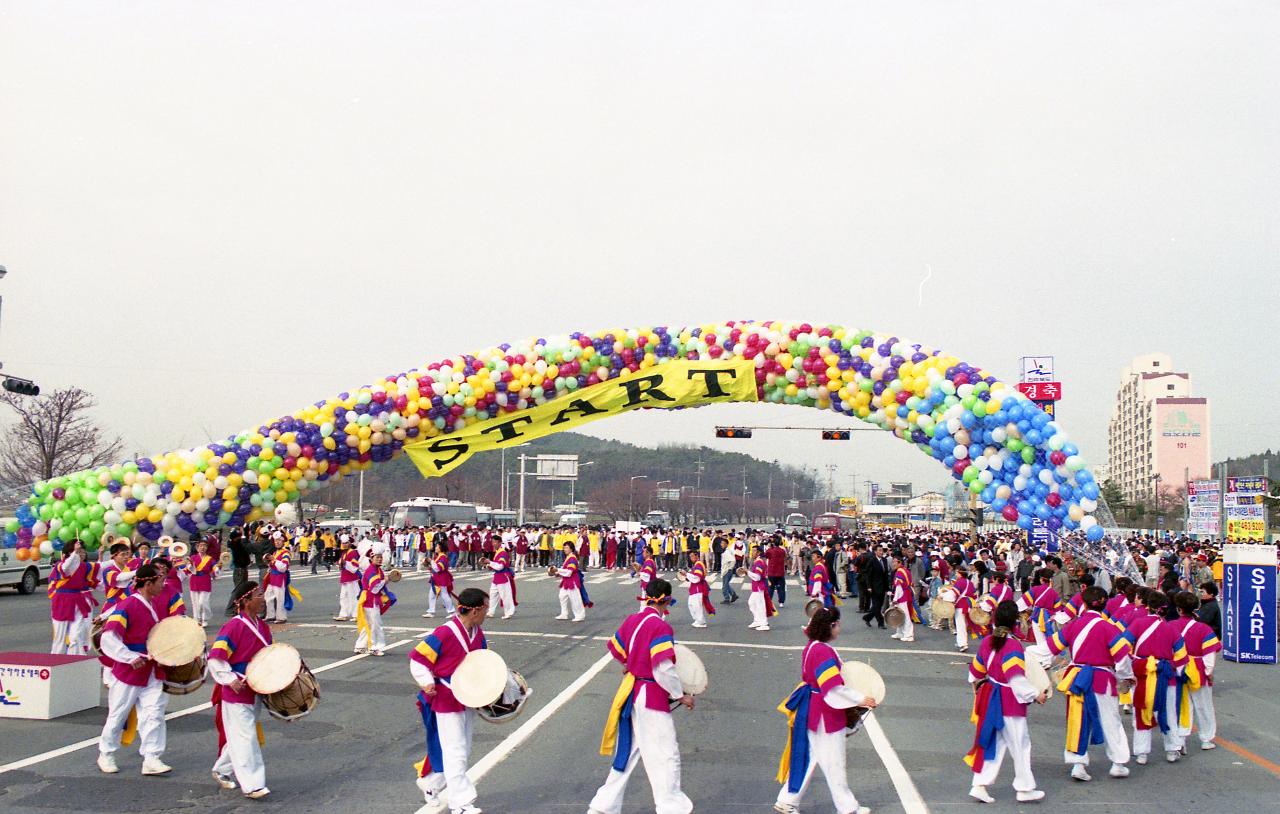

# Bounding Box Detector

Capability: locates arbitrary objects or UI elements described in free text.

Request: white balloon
[1080,498,1098,512]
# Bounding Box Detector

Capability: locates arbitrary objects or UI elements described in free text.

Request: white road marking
[467,652,614,783]
[0,637,417,776]
[863,710,930,814]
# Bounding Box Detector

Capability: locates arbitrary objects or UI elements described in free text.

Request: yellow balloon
[146,508,163,524]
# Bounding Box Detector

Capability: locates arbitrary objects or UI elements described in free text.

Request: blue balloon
[1086,525,1105,542]
[1082,482,1100,500]
[1017,515,1034,530]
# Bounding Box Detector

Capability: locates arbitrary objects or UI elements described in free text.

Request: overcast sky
[1,1,1276,501]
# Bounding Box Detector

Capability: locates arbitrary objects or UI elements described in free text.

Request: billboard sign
[1186,479,1222,536]
[1226,477,1268,542]
[1222,544,1277,664]
[1020,357,1054,383]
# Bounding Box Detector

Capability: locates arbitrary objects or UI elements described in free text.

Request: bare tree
[0,387,124,485]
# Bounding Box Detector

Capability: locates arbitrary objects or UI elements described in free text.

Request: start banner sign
[1222,544,1278,664]
[405,359,758,477]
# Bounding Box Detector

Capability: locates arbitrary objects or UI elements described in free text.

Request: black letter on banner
[687,367,738,398]
[550,399,610,426]
[620,374,675,407]
[479,415,535,443]
[426,436,469,471]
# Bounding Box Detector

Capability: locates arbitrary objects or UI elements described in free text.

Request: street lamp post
[629,475,648,521]
[570,461,595,506]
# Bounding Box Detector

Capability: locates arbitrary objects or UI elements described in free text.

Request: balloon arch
[5,320,1104,560]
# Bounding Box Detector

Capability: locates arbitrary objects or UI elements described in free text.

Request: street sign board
[1020,357,1054,383]
[1016,381,1063,401]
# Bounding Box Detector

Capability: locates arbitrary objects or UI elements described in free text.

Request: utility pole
[825,464,837,514]
[500,447,507,510]
[741,466,748,523]
[767,467,774,524]
[518,454,528,525]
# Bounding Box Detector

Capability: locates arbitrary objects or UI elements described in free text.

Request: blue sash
[783,684,815,793]
[1152,659,1175,734]
[1065,666,1106,755]
[416,690,444,773]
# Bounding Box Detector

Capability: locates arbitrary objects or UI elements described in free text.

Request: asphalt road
[0,563,1277,814]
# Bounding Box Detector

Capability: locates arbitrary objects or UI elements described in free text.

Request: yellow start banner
[403,359,759,478]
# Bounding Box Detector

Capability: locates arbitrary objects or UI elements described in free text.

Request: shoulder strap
[1133,617,1161,653]
[1071,616,1106,662]
[237,616,272,648]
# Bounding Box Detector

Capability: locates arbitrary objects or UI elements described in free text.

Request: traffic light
[821,430,851,441]
[715,426,752,439]
[2,377,39,396]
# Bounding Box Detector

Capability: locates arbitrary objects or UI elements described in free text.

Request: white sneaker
[1109,763,1130,778]
[422,613,434,618]
[1070,764,1092,782]
[502,613,515,619]
[773,803,799,814]
[243,787,271,799]
[900,637,915,643]
[97,753,119,774]
[415,775,441,805]
[890,633,901,639]
[969,785,995,803]
[1016,789,1045,802]
[455,805,482,814]
[1166,751,1179,763]
[554,615,569,620]
[213,770,237,789]
[1135,753,1148,765]
[1201,741,1217,750]
[141,757,172,775]
[756,626,770,631]
[692,622,707,628]
[372,650,385,657]
[573,617,586,622]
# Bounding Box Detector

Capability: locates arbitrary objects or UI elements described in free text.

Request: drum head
[969,607,991,626]
[673,644,708,696]
[452,650,508,708]
[387,569,403,583]
[1023,653,1052,696]
[884,607,906,628]
[146,616,206,666]
[939,587,957,603]
[932,599,955,618]
[841,661,886,705]
[246,643,303,695]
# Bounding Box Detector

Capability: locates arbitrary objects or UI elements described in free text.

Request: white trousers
[589,704,692,814]
[420,709,477,813]
[338,582,359,618]
[1065,692,1130,766]
[688,594,708,627]
[488,582,515,617]
[971,715,1036,792]
[589,550,601,568]
[515,553,527,571]
[774,726,861,813]
[1190,686,1216,743]
[99,675,168,758]
[893,602,914,640]
[263,585,287,621]
[428,585,456,616]
[212,699,266,791]
[191,591,212,624]
[748,591,768,627]
[51,610,90,655]
[1132,686,1184,756]
[558,588,586,621]
[354,606,385,652]
[954,609,969,648]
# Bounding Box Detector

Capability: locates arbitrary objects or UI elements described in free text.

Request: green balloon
[1021,447,1036,465]
[4,520,17,534]
[116,522,134,537]
[58,525,74,542]
[153,469,167,483]
[51,500,67,516]
[75,507,90,525]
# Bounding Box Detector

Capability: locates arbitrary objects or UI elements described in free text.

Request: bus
[481,509,518,528]
[388,497,479,528]
[812,512,859,535]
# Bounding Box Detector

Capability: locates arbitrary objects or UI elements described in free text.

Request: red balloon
[1049,450,1067,466]
[1046,492,1062,507]
[1002,505,1020,522]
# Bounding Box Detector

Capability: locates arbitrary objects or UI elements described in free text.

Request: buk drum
[90,616,107,655]
[146,616,208,695]
[930,598,956,621]
[477,669,532,724]
[884,606,906,628]
[1024,655,1053,699]
[968,606,992,627]
[673,644,708,696]
[840,661,886,736]
[246,643,321,722]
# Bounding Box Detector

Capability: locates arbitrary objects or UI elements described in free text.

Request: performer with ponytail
[208,581,273,799]
[964,600,1047,803]
[773,606,874,814]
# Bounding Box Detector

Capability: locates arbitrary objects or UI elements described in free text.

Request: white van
[0,549,52,594]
